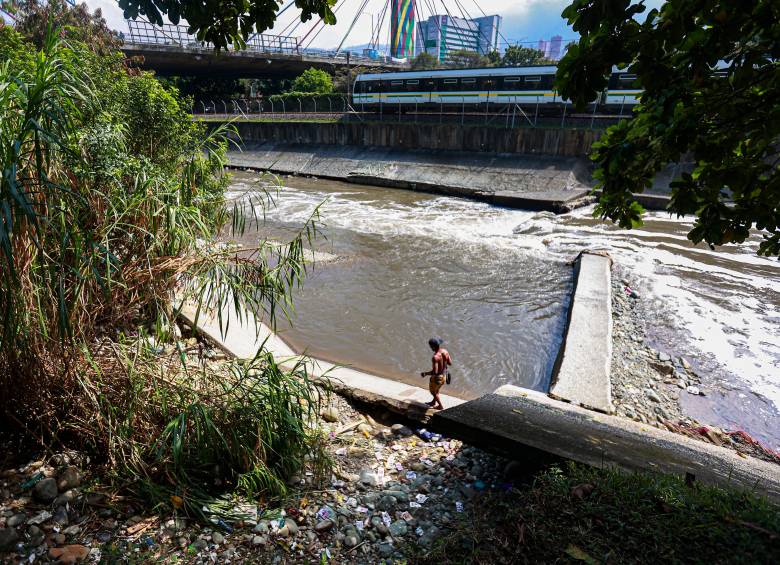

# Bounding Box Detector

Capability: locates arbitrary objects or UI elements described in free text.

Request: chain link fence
[192,96,635,129]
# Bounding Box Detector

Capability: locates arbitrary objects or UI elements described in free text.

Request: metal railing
[192,97,633,129]
[125,19,300,54]
[123,20,401,66]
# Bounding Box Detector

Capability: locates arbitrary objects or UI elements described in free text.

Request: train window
[443,78,458,84]
[406,80,419,84]
[619,74,637,81]
[461,78,476,83]
[504,77,520,83]
[525,76,541,83]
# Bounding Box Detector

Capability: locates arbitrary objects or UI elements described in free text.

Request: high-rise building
[415,14,502,63]
[537,39,548,55]
[391,0,416,59]
[547,35,563,60]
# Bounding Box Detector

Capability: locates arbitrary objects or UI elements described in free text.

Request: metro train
[352,65,643,107]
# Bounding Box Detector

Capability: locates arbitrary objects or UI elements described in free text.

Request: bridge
[121,19,408,79]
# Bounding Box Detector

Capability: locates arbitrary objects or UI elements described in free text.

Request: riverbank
[2,385,778,564]
[611,267,780,464]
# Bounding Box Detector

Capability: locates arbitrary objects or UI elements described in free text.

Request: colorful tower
[391,0,415,58]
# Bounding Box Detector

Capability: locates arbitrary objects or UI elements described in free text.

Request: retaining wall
[208,120,603,157]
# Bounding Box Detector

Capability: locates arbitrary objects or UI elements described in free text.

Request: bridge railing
[125,19,300,54]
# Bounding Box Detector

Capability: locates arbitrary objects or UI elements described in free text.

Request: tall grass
[0,26,328,518]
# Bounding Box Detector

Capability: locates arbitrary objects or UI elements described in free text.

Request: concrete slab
[178,300,462,421]
[432,385,780,502]
[550,252,613,413]
[492,189,592,212]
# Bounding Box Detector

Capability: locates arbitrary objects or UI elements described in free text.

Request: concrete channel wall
[229,143,595,213]
[212,120,603,157]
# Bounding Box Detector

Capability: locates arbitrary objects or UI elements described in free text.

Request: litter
[415,494,428,504]
[316,506,336,521]
[474,480,486,490]
[346,497,358,507]
[395,463,404,471]
[409,502,421,508]
[455,501,464,513]
[405,471,417,480]
[356,506,369,514]
[400,511,413,521]
[355,521,364,531]
[415,527,424,536]
[335,448,347,456]
[381,512,392,527]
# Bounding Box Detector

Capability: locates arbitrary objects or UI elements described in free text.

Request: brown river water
[226,172,780,449]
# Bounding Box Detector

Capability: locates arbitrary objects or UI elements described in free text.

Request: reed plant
[0,21,328,518]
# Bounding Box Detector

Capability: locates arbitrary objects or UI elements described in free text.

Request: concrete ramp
[432,385,780,502]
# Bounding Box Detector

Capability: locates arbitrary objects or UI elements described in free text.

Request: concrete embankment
[216,120,603,157]
[229,143,595,213]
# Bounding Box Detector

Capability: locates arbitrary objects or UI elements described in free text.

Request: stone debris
[610,270,779,465]
[0,392,511,564]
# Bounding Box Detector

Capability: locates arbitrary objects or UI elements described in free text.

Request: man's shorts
[429,374,446,395]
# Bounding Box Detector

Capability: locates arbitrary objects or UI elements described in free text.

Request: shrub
[291,67,333,94]
[0,26,327,518]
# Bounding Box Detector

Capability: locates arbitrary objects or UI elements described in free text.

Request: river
[227,172,780,448]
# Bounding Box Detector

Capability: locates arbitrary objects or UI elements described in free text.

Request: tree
[445,49,491,69]
[291,67,333,94]
[8,0,120,53]
[501,45,547,67]
[118,0,337,50]
[411,52,439,70]
[557,0,780,257]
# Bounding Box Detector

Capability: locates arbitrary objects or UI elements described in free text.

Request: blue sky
[82,0,660,51]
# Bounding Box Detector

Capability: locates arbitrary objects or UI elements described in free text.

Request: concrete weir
[178,251,779,502]
[550,252,613,413]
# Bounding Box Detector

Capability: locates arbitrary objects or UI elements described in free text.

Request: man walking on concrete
[421,337,452,410]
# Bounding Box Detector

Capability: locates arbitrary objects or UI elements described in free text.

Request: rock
[680,357,692,370]
[359,469,381,487]
[378,542,394,557]
[54,489,79,507]
[686,385,702,395]
[0,528,19,551]
[57,466,82,491]
[389,520,408,537]
[314,520,334,532]
[252,535,267,546]
[657,352,671,362]
[48,544,89,564]
[650,362,674,376]
[253,521,269,534]
[212,531,224,545]
[391,424,412,437]
[344,535,359,548]
[623,407,636,420]
[34,477,59,502]
[278,518,298,537]
[54,533,66,545]
[7,513,26,527]
[27,525,45,545]
[53,506,69,526]
[378,495,397,511]
[356,423,373,435]
[62,525,81,536]
[28,510,52,525]
[645,389,662,403]
[191,538,208,550]
[321,406,339,423]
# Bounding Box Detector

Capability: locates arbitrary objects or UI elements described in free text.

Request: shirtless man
[420,337,452,410]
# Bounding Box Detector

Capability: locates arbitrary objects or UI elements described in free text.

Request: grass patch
[413,462,779,564]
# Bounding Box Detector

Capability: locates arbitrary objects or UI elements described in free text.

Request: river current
[227,172,780,448]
